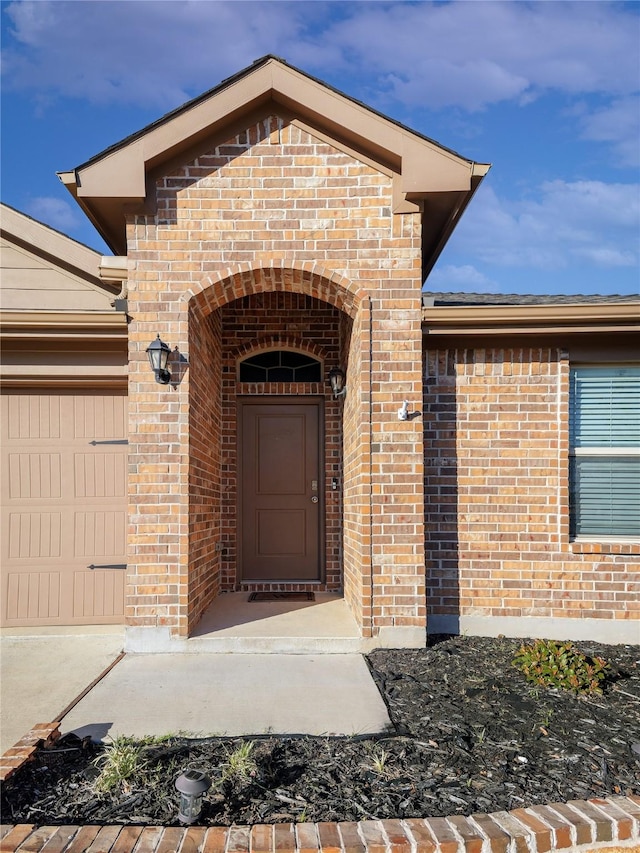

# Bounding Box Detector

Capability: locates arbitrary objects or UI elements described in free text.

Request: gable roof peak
[58,58,490,261]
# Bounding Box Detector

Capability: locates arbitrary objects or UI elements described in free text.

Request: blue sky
[1,0,639,296]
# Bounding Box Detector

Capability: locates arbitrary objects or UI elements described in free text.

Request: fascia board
[76,139,146,198]
[270,64,403,164]
[71,58,481,201]
[99,257,128,283]
[1,204,102,280]
[0,310,128,335]
[1,364,128,378]
[402,138,476,194]
[74,67,275,199]
[422,302,640,334]
[271,63,478,193]
[142,70,273,170]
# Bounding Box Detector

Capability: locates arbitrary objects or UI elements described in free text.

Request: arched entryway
[185,263,373,640]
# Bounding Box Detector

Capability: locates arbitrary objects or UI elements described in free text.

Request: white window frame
[569,365,640,542]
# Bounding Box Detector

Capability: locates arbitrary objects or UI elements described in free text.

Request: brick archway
[187,261,363,318]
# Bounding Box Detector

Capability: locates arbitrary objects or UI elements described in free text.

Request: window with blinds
[569,366,640,538]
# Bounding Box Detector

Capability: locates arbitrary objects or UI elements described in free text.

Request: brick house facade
[421,322,639,642]
[2,57,638,646]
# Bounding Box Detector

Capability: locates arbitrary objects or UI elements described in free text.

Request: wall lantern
[146,335,172,384]
[175,768,211,824]
[328,366,346,399]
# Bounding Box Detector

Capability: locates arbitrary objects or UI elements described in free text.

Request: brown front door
[239,399,322,582]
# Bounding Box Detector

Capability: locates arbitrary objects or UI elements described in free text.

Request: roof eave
[0,309,129,338]
[422,302,640,336]
[59,57,488,255]
[421,167,489,281]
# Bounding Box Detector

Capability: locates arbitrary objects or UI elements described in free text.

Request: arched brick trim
[232,335,331,369]
[186,261,363,319]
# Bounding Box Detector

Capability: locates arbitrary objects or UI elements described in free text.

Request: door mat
[248,591,315,602]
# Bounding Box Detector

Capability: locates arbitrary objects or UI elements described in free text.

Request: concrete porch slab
[124,593,425,653]
[61,652,392,740]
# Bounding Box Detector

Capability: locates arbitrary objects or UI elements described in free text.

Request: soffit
[58,55,490,258]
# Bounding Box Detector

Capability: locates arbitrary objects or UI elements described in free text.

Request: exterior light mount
[146,335,172,384]
[175,768,211,824]
[328,366,346,399]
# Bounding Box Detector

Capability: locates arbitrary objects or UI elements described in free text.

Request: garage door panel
[9,453,61,499]
[7,394,61,440]
[74,511,126,557]
[74,570,125,619]
[8,512,62,559]
[1,389,127,627]
[73,394,126,440]
[74,452,127,498]
[6,571,62,621]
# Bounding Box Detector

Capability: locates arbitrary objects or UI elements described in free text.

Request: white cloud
[3,0,637,172]
[452,180,639,271]
[2,1,312,108]
[579,97,640,168]
[320,1,639,108]
[24,196,81,232]
[3,1,638,111]
[427,264,496,292]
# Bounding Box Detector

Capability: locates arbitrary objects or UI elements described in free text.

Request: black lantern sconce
[175,768,211,824]
[146,335,172,385]
[328,366,346,399]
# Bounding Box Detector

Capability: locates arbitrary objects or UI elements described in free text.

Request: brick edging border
[0,723,61,782]
[2,726,639,852]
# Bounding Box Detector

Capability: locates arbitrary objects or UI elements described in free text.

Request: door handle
[311,496,319,503]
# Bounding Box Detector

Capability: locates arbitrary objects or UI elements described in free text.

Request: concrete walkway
[0,626,124,754]
[61,652,391,740]
[1,622,391,750]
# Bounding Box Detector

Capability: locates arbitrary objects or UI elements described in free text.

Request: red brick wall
[187,306,223,633]
[125,115,425,640]
[217,291,343,592]
[424,345,640,633]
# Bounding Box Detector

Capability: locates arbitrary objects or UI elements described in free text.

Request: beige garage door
[1,389,127,627]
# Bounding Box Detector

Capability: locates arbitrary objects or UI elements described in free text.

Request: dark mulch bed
[2,635,639,826]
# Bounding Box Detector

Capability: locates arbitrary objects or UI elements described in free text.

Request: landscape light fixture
[175,768,211,824]
[328,366,346,399]
[146,335,172,384]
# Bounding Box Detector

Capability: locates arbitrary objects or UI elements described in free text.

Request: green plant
[540,707,554,727]
[222,741,256,783]
[513,639,610,695]
[370,747,389,775]
[93,736,147,794]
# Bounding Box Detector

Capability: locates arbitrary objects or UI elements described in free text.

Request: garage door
[1,389,127,627]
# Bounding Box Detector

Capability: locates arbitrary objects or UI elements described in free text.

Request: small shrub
[93,736,146,794]
[513,639,610,695]
[222,741,256,783]
[368,746,390,776]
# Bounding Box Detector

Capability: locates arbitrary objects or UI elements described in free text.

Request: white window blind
[569,366,640,538]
